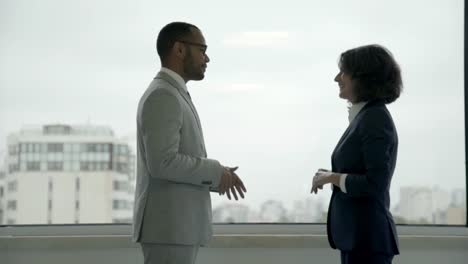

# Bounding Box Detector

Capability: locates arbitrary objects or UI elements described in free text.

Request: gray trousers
[140,243,200,264]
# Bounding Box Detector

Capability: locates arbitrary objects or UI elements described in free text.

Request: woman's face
[334,70,355,102]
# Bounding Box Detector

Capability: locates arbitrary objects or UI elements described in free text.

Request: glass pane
[0,0,464,225]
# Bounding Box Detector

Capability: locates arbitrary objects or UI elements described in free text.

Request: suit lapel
[154,72,207,156]
[335,125,352,150]
[332,100,385,157]
[154,72,204,133]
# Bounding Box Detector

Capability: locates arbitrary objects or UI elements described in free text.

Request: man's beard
[183,51,204,81]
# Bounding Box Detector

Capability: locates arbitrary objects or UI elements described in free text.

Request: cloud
[223,31,291,47]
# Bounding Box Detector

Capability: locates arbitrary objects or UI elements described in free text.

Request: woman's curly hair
[339,44,402,104]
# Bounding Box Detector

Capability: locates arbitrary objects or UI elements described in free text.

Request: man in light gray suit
[133,22,247,264]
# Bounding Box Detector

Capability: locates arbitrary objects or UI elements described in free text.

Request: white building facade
[3,124,135,224]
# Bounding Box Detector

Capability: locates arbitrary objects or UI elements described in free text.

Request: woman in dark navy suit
[311,44,402,264]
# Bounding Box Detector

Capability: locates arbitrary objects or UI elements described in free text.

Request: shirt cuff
[339,174,348,193]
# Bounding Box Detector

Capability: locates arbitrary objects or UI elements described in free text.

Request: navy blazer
[326,100,400,255]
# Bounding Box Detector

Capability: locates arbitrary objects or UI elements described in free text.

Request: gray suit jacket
[132,71,224,245]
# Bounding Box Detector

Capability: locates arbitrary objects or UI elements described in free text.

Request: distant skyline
[0,0,465,211]
[212,185,466,225]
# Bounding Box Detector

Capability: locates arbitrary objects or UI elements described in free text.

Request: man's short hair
[156,22,198,61]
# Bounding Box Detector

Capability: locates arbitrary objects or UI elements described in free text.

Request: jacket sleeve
[344,108,396,197]
[141,89,223,187]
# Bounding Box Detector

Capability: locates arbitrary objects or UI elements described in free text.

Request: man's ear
[173,41,186,59]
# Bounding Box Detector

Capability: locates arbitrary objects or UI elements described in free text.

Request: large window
[0,0,465,225]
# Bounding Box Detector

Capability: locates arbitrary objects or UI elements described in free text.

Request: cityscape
[212,186,466,225]
[0,124,465,225]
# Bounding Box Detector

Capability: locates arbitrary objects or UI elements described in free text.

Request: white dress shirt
[160,67,188,92]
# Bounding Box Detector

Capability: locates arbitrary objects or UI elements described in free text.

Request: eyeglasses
[176,40,208,49]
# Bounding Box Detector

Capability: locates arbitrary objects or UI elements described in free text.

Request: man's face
[181,28,210,81]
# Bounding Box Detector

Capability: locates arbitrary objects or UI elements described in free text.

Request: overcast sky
[0,0,464,210]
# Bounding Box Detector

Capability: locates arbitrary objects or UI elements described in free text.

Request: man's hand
[218,167,234,195]
[218,166,247,200]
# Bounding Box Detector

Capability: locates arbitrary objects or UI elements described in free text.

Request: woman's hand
[311,169,341,194]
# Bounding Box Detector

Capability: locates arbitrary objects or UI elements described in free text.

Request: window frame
[464,0,468,226]
[0,1,466,236]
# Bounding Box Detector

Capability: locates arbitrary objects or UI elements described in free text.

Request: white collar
[160,67,188,92]
[348,102,367,123]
